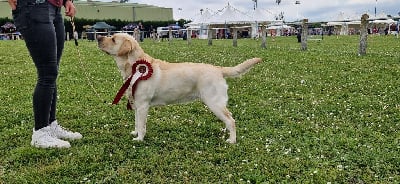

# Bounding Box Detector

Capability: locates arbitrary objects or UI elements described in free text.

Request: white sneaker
[50,120,83,140]
[31,127,71,148]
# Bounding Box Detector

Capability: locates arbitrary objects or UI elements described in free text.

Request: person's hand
[64,0,76,17]
[8,0,17,10]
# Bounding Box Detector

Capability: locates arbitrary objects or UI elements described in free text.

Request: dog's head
[97,33,139,57]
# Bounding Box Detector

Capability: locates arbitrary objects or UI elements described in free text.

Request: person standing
[8,0,82,148]
[138,22,144,42]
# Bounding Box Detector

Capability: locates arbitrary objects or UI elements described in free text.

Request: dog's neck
[115,57,132,80]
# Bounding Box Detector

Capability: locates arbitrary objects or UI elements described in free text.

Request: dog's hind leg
[212,106,236,144]
[131,104,149,141]
[200,80,237,143]
[202,96,236,143]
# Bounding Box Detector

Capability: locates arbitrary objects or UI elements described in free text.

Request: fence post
[152,29,157,42]
[233,28,238,47]
[187,28,192,45]
[134,28,140,41]
[301,19,308,51]
[168,27,173,44]
[261,25,266,49]
[359,14,369,56]
[208,28,213,46]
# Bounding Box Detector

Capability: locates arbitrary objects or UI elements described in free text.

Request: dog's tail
[222,58,262,78]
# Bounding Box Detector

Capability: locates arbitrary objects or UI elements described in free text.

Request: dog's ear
[117,38,133,56]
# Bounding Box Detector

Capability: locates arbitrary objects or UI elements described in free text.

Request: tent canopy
[326,11,397,27]
[1,22,16,33]
[250,8,275,22]
[92,22,115,30]
[209,3,251,24]
[186,3,275,26]
[189,9,213,25]
[122,23,138,31]
[266,24,292,30]
[371,19,396,24]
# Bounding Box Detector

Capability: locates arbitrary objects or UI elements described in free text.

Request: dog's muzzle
[97,36,110,54]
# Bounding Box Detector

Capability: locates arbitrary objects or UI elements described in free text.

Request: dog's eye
[111,38,115,42]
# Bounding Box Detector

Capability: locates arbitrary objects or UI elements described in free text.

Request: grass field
[0,35,399,183]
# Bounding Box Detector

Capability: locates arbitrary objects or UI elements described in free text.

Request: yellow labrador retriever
[97,33,261,143]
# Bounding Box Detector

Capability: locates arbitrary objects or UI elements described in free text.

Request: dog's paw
[226,138,236,144]
[132,137,144,141]
[131,131,144,141]
[130,131,138,137]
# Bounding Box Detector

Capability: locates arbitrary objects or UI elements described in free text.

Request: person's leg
[49,6,65,123]
[47,6,82,140]
[20,4,58,131]
[13,2,71,148]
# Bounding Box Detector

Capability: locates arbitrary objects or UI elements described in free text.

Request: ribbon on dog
[112,59,153,109]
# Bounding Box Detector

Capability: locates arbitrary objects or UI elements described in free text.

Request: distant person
[8,0,82,148]
[138,22,144,42]
[297,30,301,43]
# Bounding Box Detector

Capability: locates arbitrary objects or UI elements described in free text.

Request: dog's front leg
[131,104,149,141]
[127,95,135,110]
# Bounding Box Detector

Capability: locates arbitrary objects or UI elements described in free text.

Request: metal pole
[295,1,301,20]
[253,0,258,10]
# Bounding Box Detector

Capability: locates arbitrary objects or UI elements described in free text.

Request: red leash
[112,59,153,109]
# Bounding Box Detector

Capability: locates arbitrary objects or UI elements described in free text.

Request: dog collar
[112,59,153,109]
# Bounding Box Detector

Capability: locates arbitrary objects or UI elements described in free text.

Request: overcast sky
[125,0,399,22]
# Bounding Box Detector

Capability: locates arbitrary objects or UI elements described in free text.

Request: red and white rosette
[132,59,153,80]
[112,59,153,108]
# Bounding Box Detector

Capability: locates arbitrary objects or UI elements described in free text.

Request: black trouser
[13,0,65,130]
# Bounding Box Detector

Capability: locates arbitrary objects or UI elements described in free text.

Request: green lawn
[0,35,399,183]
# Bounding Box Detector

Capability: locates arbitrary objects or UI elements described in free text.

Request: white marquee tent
[188,3,275,25]
[326,11,397,35]
[189,9,214,26]
[185,3,276,39]
[208,3,252,24]
[250,8,275,23]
